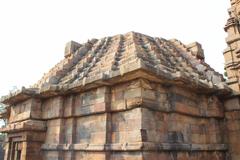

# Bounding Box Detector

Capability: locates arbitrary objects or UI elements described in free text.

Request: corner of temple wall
[223,1,240,160]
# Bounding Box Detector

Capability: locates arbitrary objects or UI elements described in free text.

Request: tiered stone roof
[1,32,229,104]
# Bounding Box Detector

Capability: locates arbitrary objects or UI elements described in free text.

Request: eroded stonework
[225,0,240,92]
[0,78,230,160]
[1,1,240,160]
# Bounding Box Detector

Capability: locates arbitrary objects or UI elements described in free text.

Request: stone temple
[2,0,240,160]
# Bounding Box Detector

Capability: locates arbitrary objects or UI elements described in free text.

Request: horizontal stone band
[41,142,227,152]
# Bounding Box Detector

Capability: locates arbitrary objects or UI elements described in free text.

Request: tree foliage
[0,104,4,112]
[0,104,6,127]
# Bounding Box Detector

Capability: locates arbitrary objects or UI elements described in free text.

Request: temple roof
[1,32,230,104]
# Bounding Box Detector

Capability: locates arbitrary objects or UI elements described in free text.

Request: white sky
[0,0,230,97]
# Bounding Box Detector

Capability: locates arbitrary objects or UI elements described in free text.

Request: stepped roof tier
[1,32,230,104]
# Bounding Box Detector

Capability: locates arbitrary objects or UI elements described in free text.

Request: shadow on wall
[0,134,5,159]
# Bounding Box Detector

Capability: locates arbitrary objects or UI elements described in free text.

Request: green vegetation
[0,104,4,112]
[0,104,5,127]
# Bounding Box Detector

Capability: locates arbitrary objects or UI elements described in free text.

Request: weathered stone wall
[224,97,240,160]
[38,79,227,160]
[2,98,46,160]
[223,1,240,159]
[111,108,142,143]
[42,97,64,119]
[3,131,45,160]
[9,99,32,123]
[8,98,41,123]
[0,79,228,160]
[40,86,110,160]
[75,114,107,144]
[224,0,240,92]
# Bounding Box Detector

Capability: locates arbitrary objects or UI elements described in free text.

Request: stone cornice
[0,119,46,133]
[1,69,231,105]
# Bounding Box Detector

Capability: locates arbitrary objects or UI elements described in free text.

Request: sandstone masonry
[1,1,240,159]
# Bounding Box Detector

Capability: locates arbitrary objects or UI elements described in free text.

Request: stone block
[167,131,184,143]
[97,86,110,94]
[156,93,169,108]
[64,41,82,58]
[191,133,206,144]
[111,100,126,111]
[126,97,143,109]
[31,98,42,119]
[111,108,142,143]
[74,151,106,160]
[9,99,32,123]
[43,151,59,160]
[226,120,240,131]
[63,118,74,144]
[111,130,142,143]
[206,108,224,118]
[26,132,46,142]
[26,142,42,154]
[124,88,142,99]
[170,86,198,101]
[111,91,124,101]
[143,152,170,160]
[42,96,63,119]
[64,151,72,160]
[63,95,74,117]
[224,97,240,111]
[225,111,240,120]
[228,131,240,144]
[110,152,142,160]
[74,93,82,109]
[94,102,107,112]
[75,114,107,144]
[176,152,189,160]
[73,88,108,116]
[90,132,106,144]
[142,89,156,100]
[45,119,63,144]
[174,102,200,116]
[74,103,106,116]
[186,41,205,60]
[81,91,96,106]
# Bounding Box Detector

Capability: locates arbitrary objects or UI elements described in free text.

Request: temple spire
[224,0,240,92]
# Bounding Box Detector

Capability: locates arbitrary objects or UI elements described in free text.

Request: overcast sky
[0,0,230,97]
